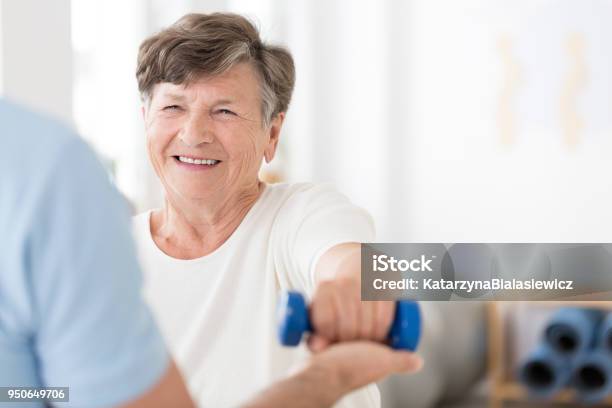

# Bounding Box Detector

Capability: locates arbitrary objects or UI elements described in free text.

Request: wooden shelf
[487,301,612,408]
[520,300,612,309]
[497,382,612,404]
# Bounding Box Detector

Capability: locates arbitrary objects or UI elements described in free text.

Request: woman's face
[143,62,282,204]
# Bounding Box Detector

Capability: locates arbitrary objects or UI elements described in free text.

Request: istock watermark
[361,243,612,301]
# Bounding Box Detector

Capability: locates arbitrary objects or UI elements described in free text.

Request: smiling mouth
[173,156,221,166]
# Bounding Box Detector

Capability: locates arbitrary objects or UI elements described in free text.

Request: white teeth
[178,156,219,166]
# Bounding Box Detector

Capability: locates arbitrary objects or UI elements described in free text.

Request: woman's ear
[264,112,285,163]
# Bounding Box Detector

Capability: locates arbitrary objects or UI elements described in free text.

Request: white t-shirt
[132,182,379,408]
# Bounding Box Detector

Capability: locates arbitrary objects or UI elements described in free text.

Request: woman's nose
[179,114,214,147]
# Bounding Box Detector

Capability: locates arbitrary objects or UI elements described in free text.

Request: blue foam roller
[572,350,612,404]
[599,313,612,352]
[518,345,573,398]
[543,308,604,358]
[277,291,421,351]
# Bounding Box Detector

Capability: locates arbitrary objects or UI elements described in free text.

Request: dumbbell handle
[277,291,421,351]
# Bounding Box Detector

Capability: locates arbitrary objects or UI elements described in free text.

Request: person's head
[136,13,295,205]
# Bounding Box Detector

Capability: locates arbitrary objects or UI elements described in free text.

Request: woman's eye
[217,109,235,116]
[163,105,181,111]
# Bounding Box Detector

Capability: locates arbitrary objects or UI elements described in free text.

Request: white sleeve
[272,183,375,295]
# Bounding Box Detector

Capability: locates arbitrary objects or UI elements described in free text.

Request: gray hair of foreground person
[136,12,295,128]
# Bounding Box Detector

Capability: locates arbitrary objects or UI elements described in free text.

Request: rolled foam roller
[543,308,604,358]
[598,313,612,353]
[518,345,573,398]
[572,350,612,404]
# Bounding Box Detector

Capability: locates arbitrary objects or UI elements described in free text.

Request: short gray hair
[136,13,295,127]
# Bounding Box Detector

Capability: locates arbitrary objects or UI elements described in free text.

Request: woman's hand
[311,341,423,394]
[308,277,396,352]
[243,341,422,408]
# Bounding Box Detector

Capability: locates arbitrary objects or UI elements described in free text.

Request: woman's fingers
[307,334,331,353]
[373,301,395,341]
[310,283,338,343]
[312,341,424,393]
[310,281,396,345]
[358,300,375,340]
[335,283,358,342]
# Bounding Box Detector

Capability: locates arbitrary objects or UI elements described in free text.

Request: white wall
[0,1,3,94]
[0,0,73,124]
[271,0,612,242]
[405,0,612,242]
[2,0,611,244]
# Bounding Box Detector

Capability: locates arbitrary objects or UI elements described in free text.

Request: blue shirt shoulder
[0,101,168,408]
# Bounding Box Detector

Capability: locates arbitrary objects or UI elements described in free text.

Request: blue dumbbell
[277,291,421,351]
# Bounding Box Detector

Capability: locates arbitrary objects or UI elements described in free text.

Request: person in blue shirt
[0,99,421,408]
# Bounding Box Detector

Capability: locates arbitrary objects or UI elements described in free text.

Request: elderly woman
[132,13,409,408]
